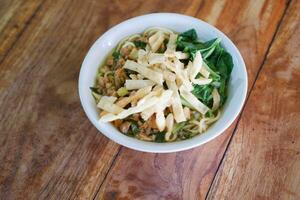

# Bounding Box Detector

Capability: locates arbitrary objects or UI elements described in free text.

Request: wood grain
[0,0,45,62]
[95,1,288,199]
[0,0,206,199]
[207,0,300,199]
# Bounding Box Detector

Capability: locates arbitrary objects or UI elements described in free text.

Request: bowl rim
[78,12,248,153]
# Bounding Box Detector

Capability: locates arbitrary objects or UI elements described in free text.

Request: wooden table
[0,0,299,199]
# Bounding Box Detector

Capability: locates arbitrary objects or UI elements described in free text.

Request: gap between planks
[204,0,293,199]
[92,147,123,200]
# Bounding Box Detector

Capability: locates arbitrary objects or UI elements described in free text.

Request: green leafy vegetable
[176,41,205,57]
[205,43,233,105]
[177,31,221,60]
[133,41,147,49]
[127,120,140,137]
[192,84,214,107]
[177,29,233,108]
[178,29,198,42]
[201,38,222,59]
[154,132,166,143]
[90,87,100,94]
[202,62,220,80]
[206,45,233,80]
[205,110,214,118]
[112,51,121,60]
[177,29,204,56]
[90,87,101,103]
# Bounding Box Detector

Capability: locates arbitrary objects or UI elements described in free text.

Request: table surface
[0,0,299,199]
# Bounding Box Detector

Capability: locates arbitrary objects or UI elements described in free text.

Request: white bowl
[78,13,247,153]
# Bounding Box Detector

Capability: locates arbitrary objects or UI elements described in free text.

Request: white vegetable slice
[156,111,166,132]
[174,51,189,59]
[165,59,189,90]
[165,113,174,141]
[176,68,193,91]
[183,107,191,119]
[139,88,164,120]
[152,85,164,92]
[164,59,176,72]
[137,74,144,79]
[163,70,176,82]
[200,63,210,78]
[166,33,177,52]
[171,58,193,91]
[179,86,210,115]
[129,74,138,80]
[148,53,165,65]
[152,66,163,74]
[166,80,186,122]
[172,91,186,122]
[187,60,208,85]
[193,77,213,85]
[165,51,189,59]
[98,113,119,122]
[149,31,165,52]
[187,57,212,79]
[148,31,159,44]
[166,113,174,132]
[189,51,203,81]
[137,88,163,107]
[153,90,173,131]
[165,79,177,91]
[116,86,152,108]
[141,107,155,121]
[174,58,184,69]
[128,48,138,60]
[212,88,220,111]
[199,118,207,133]
[137,49,148,65]
[184,69,194,90]
[164,33,178,58]
[106,96,117,103]
[123,60,163,85]
[118,96,159,119]
[100,96,159,122]
[156,89,173,109]
[140,91,165,120]
[97,96,124,114]
[140,90,173,121]
[125,79,155,90]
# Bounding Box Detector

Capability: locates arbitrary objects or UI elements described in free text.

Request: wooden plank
[0,0,45,62]
[207,0,300,199]
[0,0,199,199]
[95,1,289,199]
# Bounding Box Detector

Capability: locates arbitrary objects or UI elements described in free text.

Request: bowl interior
[79,13,247,153]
